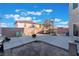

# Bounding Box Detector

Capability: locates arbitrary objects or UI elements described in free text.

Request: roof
[15,20,38,24]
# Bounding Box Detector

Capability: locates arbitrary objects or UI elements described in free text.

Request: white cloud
[0,23,7,27]
[15,9,21,12]
[43,9,53,13]
[59,21,68,25]
[5,14,20,19]
[55,21,68,28]
[15,9,42,16]
[13,14,20,19]
[54,18,62,22]
[56,25,68,28]
[15,17,32,21]
[5,14,13,19]
[50,18,62,22]
[21,12,27,16]
[27,11,42,16]
[0,23,13,27]
[33,20,41,23]
[24,17,32,21]
[5,14,32,21]
[14,14,20,18]
[15,9,53,16]
[54,18,68,28]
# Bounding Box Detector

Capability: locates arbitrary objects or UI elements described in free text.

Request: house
[15,20,43,36]
[69,3,79,36]
[57,27,69,36]
[1,28,24,37]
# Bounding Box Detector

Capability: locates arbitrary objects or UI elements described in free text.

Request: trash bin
[32,34,36,38]
[5,37,10,41]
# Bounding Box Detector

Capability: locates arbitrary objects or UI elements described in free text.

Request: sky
[0,3,69,28]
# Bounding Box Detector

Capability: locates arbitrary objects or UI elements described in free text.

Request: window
[30,24,35,28]
[73,3,78,9]
[73,24,79,36]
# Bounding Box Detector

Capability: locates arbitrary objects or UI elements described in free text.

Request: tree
[43,20,51,34]
[43,20,50,27]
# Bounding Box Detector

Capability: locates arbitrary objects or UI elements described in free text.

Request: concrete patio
[0,35,79,55]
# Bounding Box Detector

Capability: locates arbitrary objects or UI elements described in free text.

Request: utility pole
[0,22,1,36]
[50,19,54,35]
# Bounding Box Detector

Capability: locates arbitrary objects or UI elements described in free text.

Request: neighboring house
[15,20,43,36]
[57,27,69,36]
[1,28,24,37]
[69,3,79,36]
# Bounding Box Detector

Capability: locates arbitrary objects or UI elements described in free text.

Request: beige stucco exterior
[16,23,24,28]
[69,3,79,36]
[15,21,43,36]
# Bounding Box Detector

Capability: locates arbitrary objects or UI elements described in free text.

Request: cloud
[59,21,68,25]
[5,14,20,19]
[0,23,7,27]
[13,14,20,18]
[15,17,32,21]
[55,21,68,28]
[50,18,62,22]
[26,9,53,16]
[5,14,32,21]
[54,18,62,22]
[27,11,42,16]
[20,12,27,16]
[56,24,68,28]
[33,20,42,23]
[0,23,13,27]
[15,9,21,12]
[15,9,53,16]
[5,14,14,19]
[43,9,53,13]
[15,9,42,16]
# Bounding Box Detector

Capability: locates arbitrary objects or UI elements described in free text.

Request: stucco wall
[69,3,79,36]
